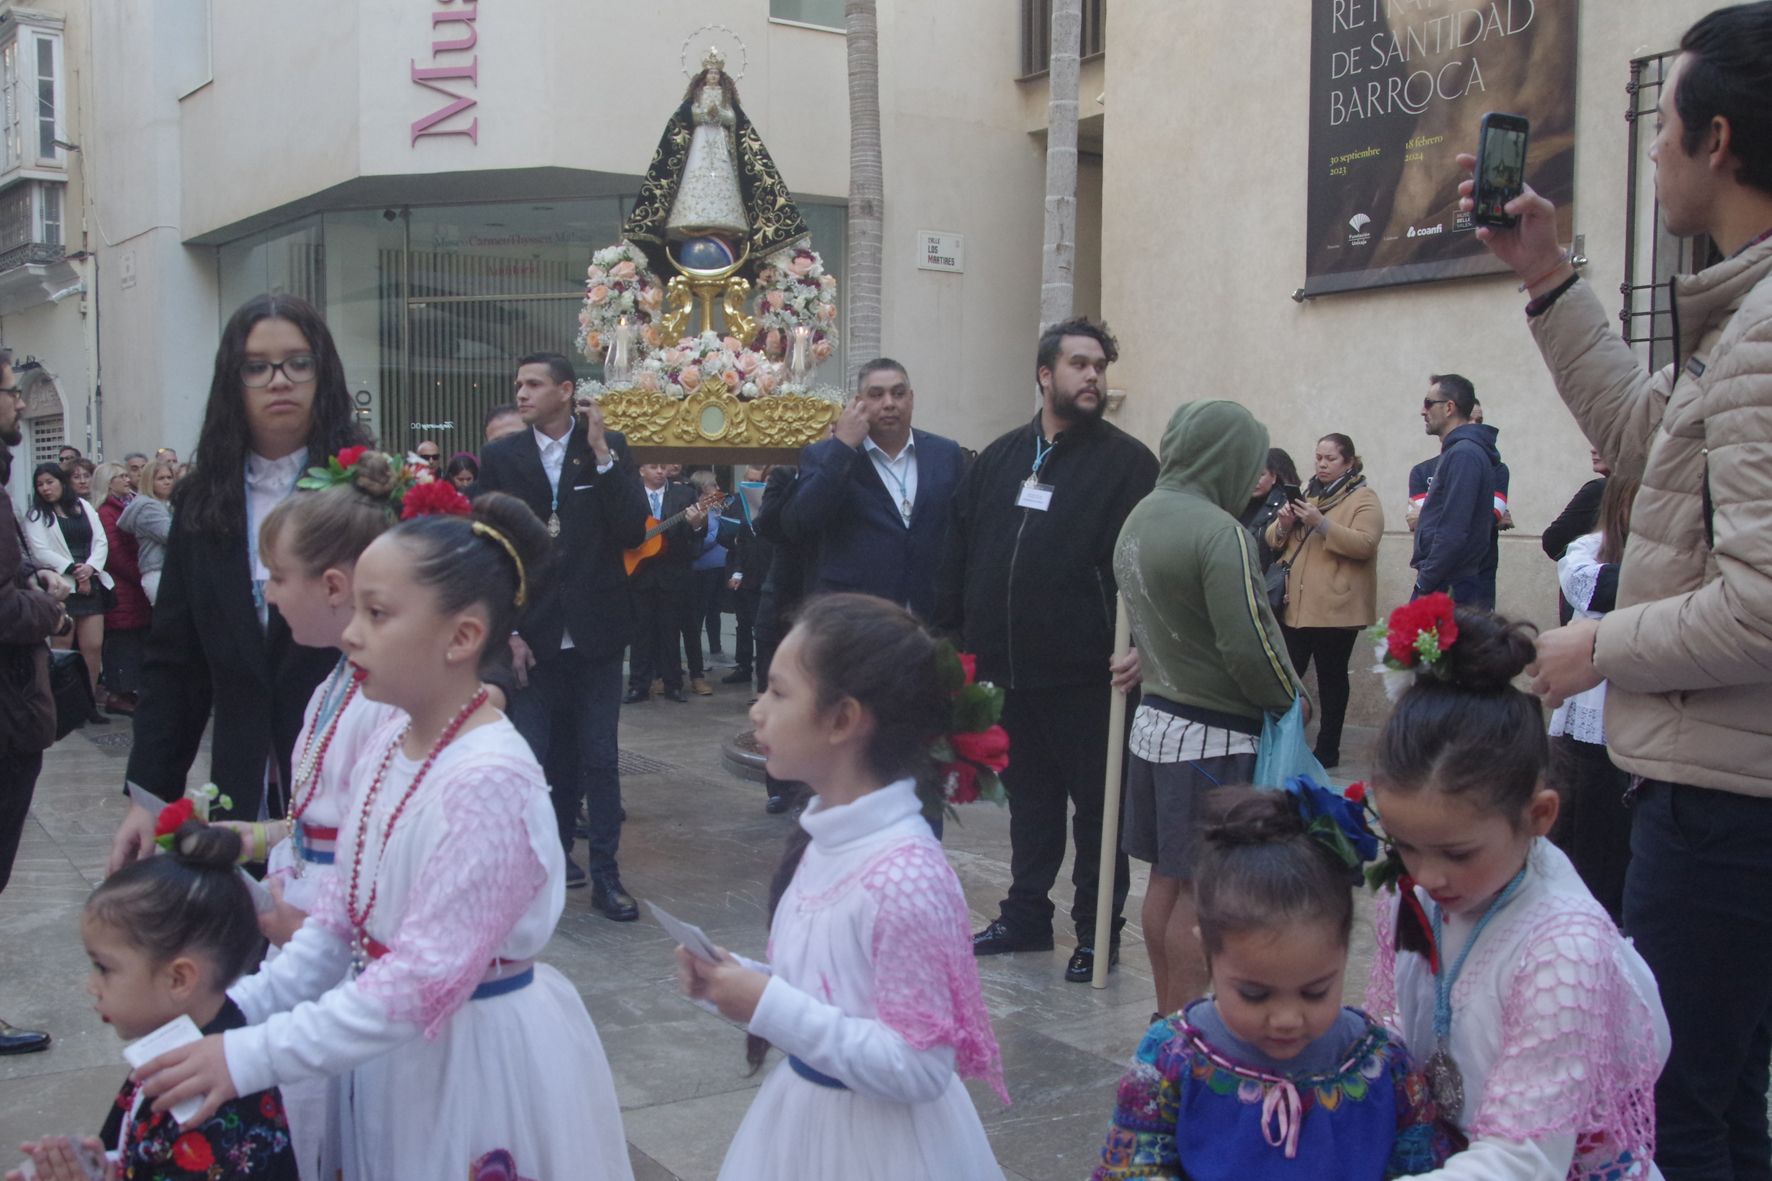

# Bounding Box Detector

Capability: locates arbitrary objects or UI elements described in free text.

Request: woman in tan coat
[1265,433,1383,767]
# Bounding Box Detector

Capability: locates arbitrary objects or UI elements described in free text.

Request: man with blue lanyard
[936,318,1158,983]
[780,358,965,622]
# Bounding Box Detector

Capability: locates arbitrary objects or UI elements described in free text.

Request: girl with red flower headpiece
[678,594,1007,1181]
[1363,604,1668,1180]
[7,825,296,1181]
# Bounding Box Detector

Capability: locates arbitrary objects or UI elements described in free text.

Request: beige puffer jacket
[1529,236,1772,796]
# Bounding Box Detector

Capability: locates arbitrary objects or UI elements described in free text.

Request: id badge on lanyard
[1020,436,1056,511]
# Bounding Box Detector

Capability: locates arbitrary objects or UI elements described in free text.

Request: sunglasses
[1423,397,1452,410]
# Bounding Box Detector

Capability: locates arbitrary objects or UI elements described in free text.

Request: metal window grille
[1020,0,1106,78]
[1622,51,1721,372]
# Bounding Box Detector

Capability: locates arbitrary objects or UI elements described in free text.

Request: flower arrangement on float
[575,241,666,359]
[751,246,839,358]
[575,331,847,406]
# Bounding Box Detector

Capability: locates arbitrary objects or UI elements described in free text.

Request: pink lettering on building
[411,1,477,145]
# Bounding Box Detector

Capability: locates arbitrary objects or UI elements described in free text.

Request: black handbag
[49,647,94,740]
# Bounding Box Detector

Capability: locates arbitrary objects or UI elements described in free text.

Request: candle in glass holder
[606,316,634,387]
[789,325,812,386]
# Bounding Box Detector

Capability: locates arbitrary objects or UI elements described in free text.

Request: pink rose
[820,275,837,291]
[817,303,837,323]
[611,260,638,281]
[586,266,606,284]
[735,350,760,376]
[722,335,743,353]
[764,329,784,357]
[641,324,663,348]
[757,369,780,395]
[789,253,815,278]
[723,368,742,388]
[659,349,682,368]
[766,291,787,310]
[812,338,834,362]
[641,286,664,310]
[636,370,663,393]
[586,331,602,352]
[588,285,610,306]
[680,365,702,389]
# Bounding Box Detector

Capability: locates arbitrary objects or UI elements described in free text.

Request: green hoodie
[1112,401,1302,723]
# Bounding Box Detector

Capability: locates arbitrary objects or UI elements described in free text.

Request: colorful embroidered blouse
[1091,1003,1455,1181]
[98,1000,298,1181]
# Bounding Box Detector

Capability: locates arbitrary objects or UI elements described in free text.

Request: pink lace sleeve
[1467,906,1660,1172]
[863,838,1009,1104]
[352,758,549,1039]
[1365,888,1403,1035]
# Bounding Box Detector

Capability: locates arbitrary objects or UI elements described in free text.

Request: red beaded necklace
[346,687,488,962]
[289,670,358,827]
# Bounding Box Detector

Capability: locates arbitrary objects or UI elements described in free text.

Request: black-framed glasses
[241,355,318,388]
[1422,397,1452,410]
[0,386,19,396]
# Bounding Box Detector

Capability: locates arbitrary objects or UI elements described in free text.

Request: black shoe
[1065,943,1120,983]
[765,793,788,814]
[664,688,689,703]
[622,688,651,704]
[971,919,1054,956]
[722,667,753,685]
[86,707,110,725]
[564,860,588,889]
[0,1020,50,1056]
[590,873,639,922]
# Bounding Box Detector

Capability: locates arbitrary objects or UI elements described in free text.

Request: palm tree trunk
[1040,0,1082,331]
[846,0,884,383]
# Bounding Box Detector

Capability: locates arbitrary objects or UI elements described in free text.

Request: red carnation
[951,725,1010,773]
[1384,594,1458,666]
[153,798,196,839]
[171,1132,215,1172]
[944,762,980,805]
[957,652,977,686]
[400,480,473,520]
[336,445,369,470]
[1344,781,1367,804]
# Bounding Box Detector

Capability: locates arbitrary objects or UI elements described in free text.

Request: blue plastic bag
[1254,697,1328,789]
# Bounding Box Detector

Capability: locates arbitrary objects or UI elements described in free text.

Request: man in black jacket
[1410,373,1501,603]
[0,348,69,1053]
[625,464,710,704]
[936,318,1158,983]
[477,353,650,918]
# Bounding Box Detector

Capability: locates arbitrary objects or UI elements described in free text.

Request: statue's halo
[679,23,749,81]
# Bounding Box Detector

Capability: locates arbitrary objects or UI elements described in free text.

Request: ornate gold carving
[720,277,756,344]
[596,389,836,451]
[661,275,695,344]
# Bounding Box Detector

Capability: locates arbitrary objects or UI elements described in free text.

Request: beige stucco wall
[1099,0,1718,725]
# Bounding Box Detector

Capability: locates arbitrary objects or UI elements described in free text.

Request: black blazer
[630,481,703,591]
[783,429,965,621]
[476,426,650,661]
[126,514,335,818]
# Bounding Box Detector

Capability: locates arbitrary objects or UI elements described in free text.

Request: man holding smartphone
[1408,372,1500,603]
[1470,6,1772,1175]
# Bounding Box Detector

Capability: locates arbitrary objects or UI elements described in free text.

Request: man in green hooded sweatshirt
[1113,400,1306,1017]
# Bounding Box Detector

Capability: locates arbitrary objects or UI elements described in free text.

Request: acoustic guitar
[624,487,725,577]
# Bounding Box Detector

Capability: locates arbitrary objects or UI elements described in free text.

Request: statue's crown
[702,47,726,73]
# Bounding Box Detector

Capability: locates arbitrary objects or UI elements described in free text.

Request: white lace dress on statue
[1547,532,1609,745]
[1366,840,1669,1180]
[259,679,400,1181]
[666,81,748,238]
[224,716,633,1181]
[718,779,1009,1181]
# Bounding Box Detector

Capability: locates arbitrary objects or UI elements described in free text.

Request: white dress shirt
[246,448,309,628]
[863,435,918,524]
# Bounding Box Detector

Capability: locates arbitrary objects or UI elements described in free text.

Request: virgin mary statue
[623,48,809,278]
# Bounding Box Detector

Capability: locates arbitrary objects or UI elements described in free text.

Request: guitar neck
[642,494,720,541]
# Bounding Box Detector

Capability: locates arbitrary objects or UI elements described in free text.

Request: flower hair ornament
[1283,775,1380,880]
[151,782,233,851]
[1371,593,1459,702]
[400,480,472,521]
[297,446,426,516]
[930,642,1010,820]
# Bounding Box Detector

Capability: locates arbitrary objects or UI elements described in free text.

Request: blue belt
[470,966,534,1001]
[298,847,335,865]
[788,1055,849,1090]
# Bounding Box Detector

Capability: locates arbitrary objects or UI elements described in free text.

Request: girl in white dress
[1361,600,1669,1180]
[677,593,1008,1181]
[133,490,634,1181]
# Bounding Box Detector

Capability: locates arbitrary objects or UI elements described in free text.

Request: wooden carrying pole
[1092,595,1132,989]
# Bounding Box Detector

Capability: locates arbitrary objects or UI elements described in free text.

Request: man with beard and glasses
[936,317,1158,983]
[0,345,71,1054]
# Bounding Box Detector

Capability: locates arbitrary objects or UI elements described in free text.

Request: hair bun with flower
[929,641,1009,819]
[298,446,424,516]
[1370,593,1459,701]
[1282,775,1379,882]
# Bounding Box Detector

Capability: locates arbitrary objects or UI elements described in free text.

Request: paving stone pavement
[0,650,1379,1180]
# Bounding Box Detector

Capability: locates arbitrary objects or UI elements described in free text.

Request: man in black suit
[624,464,710,704]
[780,358,964,621]
[476,352,649,919]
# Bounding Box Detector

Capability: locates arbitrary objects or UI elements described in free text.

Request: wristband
[252,823,269,864]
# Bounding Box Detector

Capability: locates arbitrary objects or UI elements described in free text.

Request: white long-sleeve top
[23,499,112,588]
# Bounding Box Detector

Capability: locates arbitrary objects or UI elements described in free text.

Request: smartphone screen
[1473,114,1530,228]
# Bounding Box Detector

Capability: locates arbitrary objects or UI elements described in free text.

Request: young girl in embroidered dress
[677,593,1008,1181]
[1364,599,1668,1180]
[1091,781,1451,1181]
[131,491,634,1181]
[7,824,296,1181]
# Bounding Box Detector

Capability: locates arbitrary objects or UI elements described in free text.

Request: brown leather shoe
[691,677,713,696]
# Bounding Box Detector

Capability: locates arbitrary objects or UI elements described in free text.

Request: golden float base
[596,386,837,464]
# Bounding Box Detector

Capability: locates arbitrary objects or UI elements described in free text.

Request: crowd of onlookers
[19,445,184,724]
